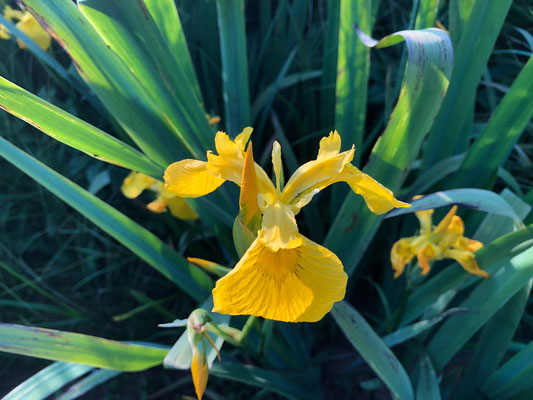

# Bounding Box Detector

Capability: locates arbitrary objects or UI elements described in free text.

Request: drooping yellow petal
[121,172,155,199]
[444,249,490,278]
[191,345,208,400]
[16,12,51,51]
[166,196,199,220]
[212,233,347,322]
[416,243,438,275]
[457,237,483,252]
[337,164,410,214]
[146,196,167,214]
[4,5,24,21]
[391,237,416,278]
[280,147,354,204]
[317,131,342,160]
[238,143,259,225]
[261,201,302,251]
[165,159,224,198]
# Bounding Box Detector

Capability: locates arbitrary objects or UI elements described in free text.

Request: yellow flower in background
[121,172,198,220]
[390,198,488,279]
[165,129,409,322]
[0,5,51,51]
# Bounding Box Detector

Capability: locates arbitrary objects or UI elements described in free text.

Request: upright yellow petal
[214,131,245,161]
[239,143,260,225]
[433,206,458,236]
[271,141,283,191]
[234,127,253,150]
[317,131,342,160]
[391,237,416,278]
[121,172,155,199]
[412,196,434,235]
[212,233,347,322]
[16,13,51,51]
[165,159,224,198]
[437,215,464,248]
[337,164,410,214]
[166,197,199,220]
[261,201,302,251]
[445,249,490,278]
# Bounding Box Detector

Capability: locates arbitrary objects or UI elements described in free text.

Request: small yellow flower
[164,129,409,322]
[390,198,489,278]
[121,171,198,220]
[0,5,51,51]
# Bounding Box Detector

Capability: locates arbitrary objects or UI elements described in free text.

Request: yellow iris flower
[390,200,489,279]
[121,172,198,220]
[164,128,409,322]
[0,5,51,51]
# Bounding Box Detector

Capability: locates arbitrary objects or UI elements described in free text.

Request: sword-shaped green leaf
[0,323,168,371]
[326,28,453,276]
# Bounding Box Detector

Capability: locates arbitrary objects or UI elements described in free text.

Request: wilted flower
[391,198,488,278]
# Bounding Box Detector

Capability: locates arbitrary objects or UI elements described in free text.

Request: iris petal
[212,233,347,322]
[165,159,224,198]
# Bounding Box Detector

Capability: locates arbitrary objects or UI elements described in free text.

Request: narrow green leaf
[21,0,188,165]
[2,362,93,400]
[482,341,533,399]
[0,323,168,371]
[56,370,121,400]
[216,0,251,133]
[0,137,213,301]
[0,76,163,178]
[423,0,513,167]
[319,0,340,129]
[453,56,533,189]
[326,28,453,275]
[210,362,321,400]
[453,280,532,399]
[332,301,414,400]
[426,245,533,370]
[383,308,469,348]
[78,0,213,156]
[144,0,203,102]
[414,0,440,30]
[416,356,441,400]
[385,189,523,225]
[335,0,372,152]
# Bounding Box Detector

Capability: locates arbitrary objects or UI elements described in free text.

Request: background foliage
[0,0,532,399]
